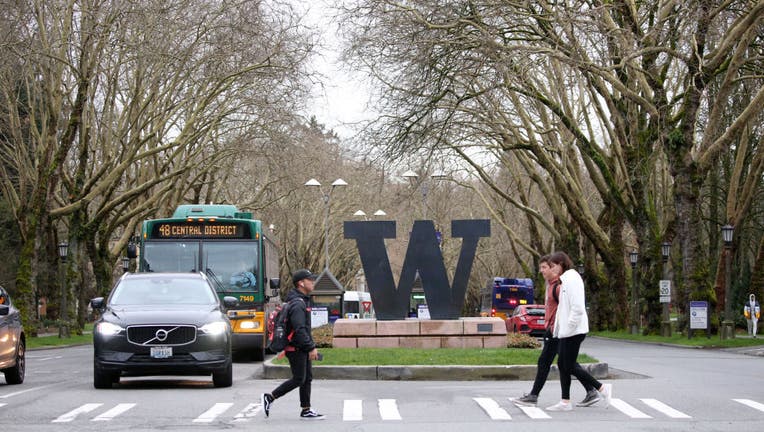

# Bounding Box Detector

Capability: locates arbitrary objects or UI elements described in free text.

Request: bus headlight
[200,321,228,336]
[96,322,124,337]
[240,321,259,329]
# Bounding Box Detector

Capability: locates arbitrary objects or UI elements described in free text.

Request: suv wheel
[93,360,114,389]
[212,361,233,388]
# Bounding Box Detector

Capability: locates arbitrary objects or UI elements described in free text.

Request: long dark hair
[548,251,574,271]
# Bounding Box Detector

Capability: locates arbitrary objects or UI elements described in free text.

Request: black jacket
[285,289,315,352]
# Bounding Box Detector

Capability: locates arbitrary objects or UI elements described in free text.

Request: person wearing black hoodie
[261,269,324,420]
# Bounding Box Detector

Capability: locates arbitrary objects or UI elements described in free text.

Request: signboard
[417,304,430,320]
[310,306,329,328]
[151,222,250,239]
[659,280,671,303]
[689,301,708,330]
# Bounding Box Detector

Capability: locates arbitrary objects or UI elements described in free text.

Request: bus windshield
[142,241,259,292]
[203,242,259,292]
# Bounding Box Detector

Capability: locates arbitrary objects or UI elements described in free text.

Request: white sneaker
[599,383,612,408]
[546,401,572,411]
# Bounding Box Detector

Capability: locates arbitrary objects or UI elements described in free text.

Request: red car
[507,304,546,337]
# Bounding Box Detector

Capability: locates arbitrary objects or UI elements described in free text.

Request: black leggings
[272,350,313,408]
[531,330,595,396]
[557,333,601,400]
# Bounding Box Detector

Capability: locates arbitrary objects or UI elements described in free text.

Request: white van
[343,291,374,319]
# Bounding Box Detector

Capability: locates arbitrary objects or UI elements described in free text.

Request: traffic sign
[659,280,671,303]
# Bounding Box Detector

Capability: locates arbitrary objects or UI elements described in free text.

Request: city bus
[480,277,534,320]
[138,204,280,360]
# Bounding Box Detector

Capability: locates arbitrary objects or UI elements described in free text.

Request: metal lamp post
[577,262,584,275]
[661,242,672,337]
[721,224,735,339]
[305,178,347,272]
[122,256,130,273]
[57,242,70,339]
[402,170,445,219]
[629,250,639,335]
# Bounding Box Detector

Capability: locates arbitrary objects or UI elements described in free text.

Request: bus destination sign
[152,222,249,239]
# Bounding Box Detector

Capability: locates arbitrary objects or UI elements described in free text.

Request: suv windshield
[110,277,217,305]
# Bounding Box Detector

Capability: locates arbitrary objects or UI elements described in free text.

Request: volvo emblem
[155,329,168,342]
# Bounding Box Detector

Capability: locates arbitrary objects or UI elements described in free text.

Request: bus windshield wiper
[205,268,227,293]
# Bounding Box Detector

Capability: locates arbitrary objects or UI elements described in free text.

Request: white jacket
[553,269,589,338]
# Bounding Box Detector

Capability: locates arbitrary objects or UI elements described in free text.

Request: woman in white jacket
[547,251,612,411]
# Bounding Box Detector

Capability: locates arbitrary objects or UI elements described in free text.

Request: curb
[262,357,608,381]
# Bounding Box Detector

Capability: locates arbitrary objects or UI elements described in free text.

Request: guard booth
[409,272,428,318]
[309,269,344,327]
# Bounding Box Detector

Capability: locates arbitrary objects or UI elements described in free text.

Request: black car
[91,272,237,389]
[0,286,25,385]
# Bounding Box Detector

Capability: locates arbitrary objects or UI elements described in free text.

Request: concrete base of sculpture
[332,317,507,349]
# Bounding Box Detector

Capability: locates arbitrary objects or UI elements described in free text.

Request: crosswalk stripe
[640,399,691,418]
[733,399,764,412]
[610,398,651,418]
[53,403,103,423]
[231,403,262,422]
[92,403,136,421]
[474,398,511,420]
[378,399,402,420]
[192,403,234,423]
[343,399,363,421]
[517,405,551,419]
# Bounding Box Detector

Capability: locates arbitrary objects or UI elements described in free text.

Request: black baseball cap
[292,269,318,284]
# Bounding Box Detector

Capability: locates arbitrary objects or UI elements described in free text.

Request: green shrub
[507,333,541,348]
[312,324,333,348]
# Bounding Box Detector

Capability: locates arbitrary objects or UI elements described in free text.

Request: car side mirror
[90,297,105,310]
[0,304,8,316]
[222,296,238,309]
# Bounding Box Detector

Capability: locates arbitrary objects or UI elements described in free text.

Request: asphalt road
[1,337,763,431]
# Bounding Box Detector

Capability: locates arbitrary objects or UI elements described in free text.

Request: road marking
[610,399,651,418]
[0,403,6,408]
[53,403,103,423]
[640,399,691,418]
[0,384,55,399]
[343,399,363,421]
[733,399,764,412]
[92,403,136,421]
[474,398,511,420]
[516,405,551,419]
[37,356,64,362]
[231,403,261,422]
[378,399,402,420]
[193,403,234,423]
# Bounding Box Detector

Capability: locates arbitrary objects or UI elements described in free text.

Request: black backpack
[266,299,299,352]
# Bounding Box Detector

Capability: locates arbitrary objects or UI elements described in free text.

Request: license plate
[537,319,545,325]
[150,346,172,359]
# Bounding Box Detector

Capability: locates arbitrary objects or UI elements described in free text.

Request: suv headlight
[96,322,124,337]
[200,321,228,336]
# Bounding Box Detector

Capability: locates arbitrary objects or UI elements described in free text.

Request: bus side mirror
[126,243,137,259]
[269,278,280,289]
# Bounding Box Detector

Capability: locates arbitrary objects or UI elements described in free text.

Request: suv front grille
[127,325,197,346]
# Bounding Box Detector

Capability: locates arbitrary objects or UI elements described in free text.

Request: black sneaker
[511,393,538,406]
[261,393,274,418]
[576,390,601,407]
[300,409,326,420]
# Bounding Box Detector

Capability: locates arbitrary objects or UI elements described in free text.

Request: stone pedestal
[332,317,507,349]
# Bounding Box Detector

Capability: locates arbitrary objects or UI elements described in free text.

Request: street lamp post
[305,178,347,272]
[122,256,130,273]
[402,170,445,219]
[57,242,70,339]
[661,242,672,337]
[629,250,639,335]
[721,224,735,340]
